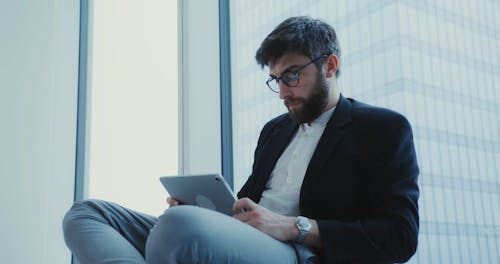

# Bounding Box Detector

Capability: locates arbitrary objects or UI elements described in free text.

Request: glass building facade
[230,0,499,262]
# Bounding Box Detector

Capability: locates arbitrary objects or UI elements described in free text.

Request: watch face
[295,216,311,243]
[297,216,312,230]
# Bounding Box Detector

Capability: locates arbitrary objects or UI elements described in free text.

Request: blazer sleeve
[317,114,420,263]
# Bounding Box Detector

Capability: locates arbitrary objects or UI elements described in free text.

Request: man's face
[269,53,329,124]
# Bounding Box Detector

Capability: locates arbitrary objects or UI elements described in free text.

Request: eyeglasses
[266,54,329,93]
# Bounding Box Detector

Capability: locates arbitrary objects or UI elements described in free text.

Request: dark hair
[255,16,341,77]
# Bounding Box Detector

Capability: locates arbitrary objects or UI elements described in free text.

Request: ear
[324,54,339,78]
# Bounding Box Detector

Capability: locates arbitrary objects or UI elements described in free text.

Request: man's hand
[232,198,298,241]
[166,197,180,207]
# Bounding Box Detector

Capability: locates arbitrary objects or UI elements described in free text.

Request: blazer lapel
[258,118,298,184]
[305,94,352,178]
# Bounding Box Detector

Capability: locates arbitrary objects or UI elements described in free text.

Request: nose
[278,81,292,99]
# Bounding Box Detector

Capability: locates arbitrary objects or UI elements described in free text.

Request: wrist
[280,216,299,241]
[290,217,300,240]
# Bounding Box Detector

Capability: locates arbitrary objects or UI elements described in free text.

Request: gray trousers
[62,199,316,264]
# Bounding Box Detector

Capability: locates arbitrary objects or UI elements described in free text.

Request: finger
[232,211,249,222]
[233,211,258,224]
[167,197,179,206]
[233,197,256,212]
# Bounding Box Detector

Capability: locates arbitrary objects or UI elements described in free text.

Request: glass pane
[230,0,500,262]
[87,0,178,215]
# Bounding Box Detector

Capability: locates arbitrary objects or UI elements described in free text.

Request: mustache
[284,98,304,107]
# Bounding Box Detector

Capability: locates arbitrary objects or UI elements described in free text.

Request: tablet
[159,174,238,216]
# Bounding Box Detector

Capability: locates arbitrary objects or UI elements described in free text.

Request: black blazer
[238,94,419,263]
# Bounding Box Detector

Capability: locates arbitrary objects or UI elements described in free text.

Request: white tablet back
[160,174,237,215]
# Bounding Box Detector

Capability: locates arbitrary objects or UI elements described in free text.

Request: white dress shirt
[258,107,335,216]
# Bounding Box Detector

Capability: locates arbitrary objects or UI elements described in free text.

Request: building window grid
[428,2,455,259]
[479,3,500,260]
[229,1,499,262]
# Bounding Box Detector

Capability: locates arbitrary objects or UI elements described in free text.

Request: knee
[145,206,220,263]
[62,199,106,246]
[157,205,209,227]
[63,199,102,228]
[146,205,208,244]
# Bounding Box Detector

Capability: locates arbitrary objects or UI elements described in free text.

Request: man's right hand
[166,197,180,207]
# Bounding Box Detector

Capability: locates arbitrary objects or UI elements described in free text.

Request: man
[63,16,419,263]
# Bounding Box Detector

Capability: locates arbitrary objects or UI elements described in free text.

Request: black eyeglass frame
[266,53,331,93]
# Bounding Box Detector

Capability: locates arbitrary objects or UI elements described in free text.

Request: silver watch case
[295,216,312,243]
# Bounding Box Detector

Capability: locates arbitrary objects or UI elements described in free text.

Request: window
[229,0,499,262]
[86,0,178,215]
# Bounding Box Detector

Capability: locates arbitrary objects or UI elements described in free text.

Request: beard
[285,72,329,124]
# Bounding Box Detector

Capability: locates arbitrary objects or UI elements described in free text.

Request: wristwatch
[295,216,312,243]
